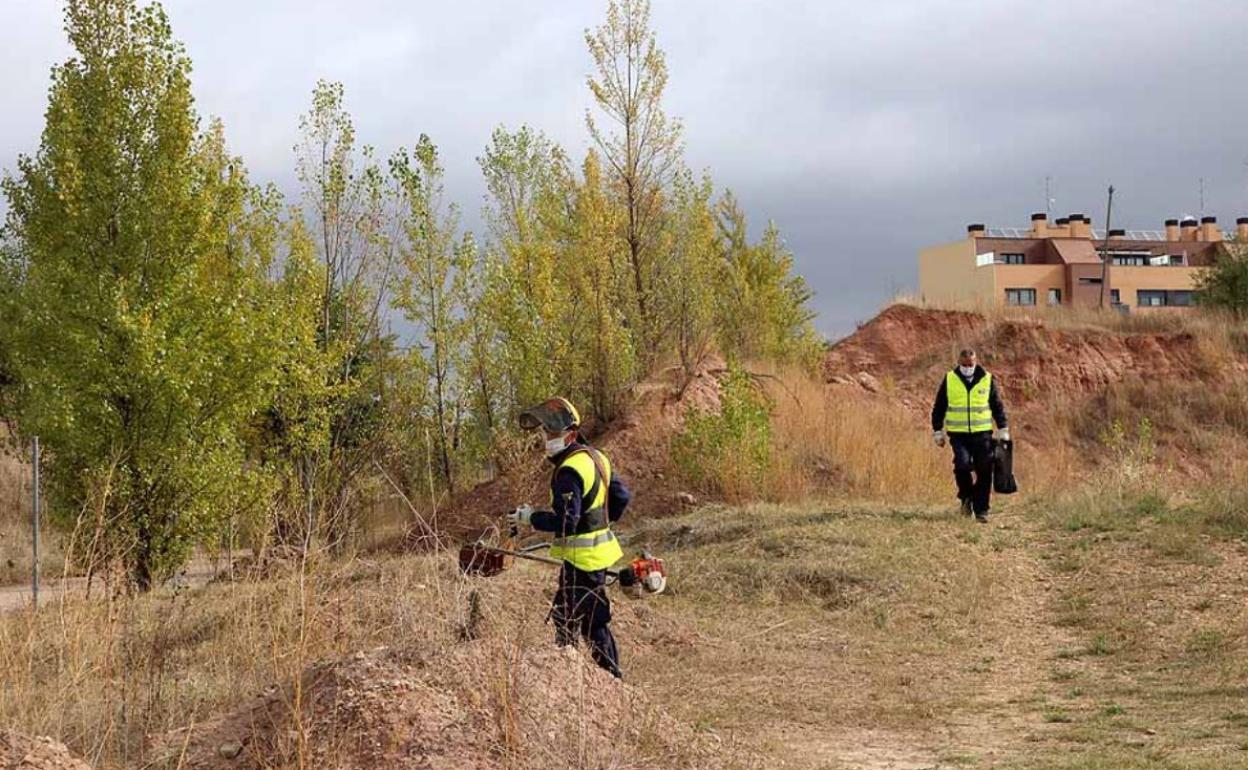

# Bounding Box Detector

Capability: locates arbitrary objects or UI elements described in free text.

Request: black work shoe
[960,499,973,517]
[975,510,989,523]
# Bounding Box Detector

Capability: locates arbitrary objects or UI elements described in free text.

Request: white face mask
[545,435,569,457]
[959,364,976,377]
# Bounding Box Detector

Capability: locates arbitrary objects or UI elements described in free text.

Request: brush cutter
[457,528,667,598]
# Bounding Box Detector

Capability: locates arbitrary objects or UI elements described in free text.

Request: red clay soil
[824,303,1248,471]
[165,644,712,770]
[825,304,1245,409]
[824,305,983,379]
[0,733,91,770]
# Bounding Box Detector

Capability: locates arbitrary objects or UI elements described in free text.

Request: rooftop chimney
[1053,217,1071,237]
[1069,213,1092,239]
[1165,218,1180,242]
[1237,216,1248,241]
[1180,218,1199,242]
[1201,216,1222,242]
[1107,228,1125,240]
[1030,212,1048,238]
[967,223,986,238]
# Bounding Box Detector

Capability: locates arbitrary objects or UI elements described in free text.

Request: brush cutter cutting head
[458,543,512,577]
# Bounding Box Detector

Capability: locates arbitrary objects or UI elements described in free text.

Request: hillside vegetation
[0,0,818,589]
[4,0,1248,767]
[4,303,1248,768]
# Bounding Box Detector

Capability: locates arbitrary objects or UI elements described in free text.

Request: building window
[1005,288,1036,306]
[1078,277,1103,285]
[1047,288,1062,305]
[1001,253,1025,265]
[1111,255,1147,266]
[1137,289,1192,307]
[1110,289,1121,304]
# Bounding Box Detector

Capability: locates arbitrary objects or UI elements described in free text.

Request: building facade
[918,213,1244,311]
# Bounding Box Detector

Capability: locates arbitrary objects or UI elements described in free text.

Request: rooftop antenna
[1199,177,1206,217]
[1098,184,1115,310]
[1045,175,1055,217]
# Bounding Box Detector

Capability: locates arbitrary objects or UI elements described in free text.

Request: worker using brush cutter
[931,348,1009,523]
[508,397,631,678]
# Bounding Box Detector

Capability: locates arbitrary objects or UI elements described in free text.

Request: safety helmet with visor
[518,398,582,456]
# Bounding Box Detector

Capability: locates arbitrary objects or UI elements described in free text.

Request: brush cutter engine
[617,551,667,599]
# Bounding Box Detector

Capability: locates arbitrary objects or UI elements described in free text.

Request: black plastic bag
[992,439,1018,494]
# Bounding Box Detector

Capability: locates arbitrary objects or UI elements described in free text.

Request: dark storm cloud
[5,0,1248,336]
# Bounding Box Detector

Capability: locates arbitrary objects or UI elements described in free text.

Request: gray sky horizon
[5,0,1248,338]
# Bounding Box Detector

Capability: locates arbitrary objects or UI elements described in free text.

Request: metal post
[1098,185,1115,309]
[32,436,40,610]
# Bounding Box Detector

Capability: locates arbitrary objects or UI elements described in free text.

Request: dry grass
[762,367,948,504]
[0,446,69,586]
[4,486,1247,769]
[0,548,720,770]
[626,501,1019,742]
[893,292,1248,341]
[1012,483,1248,768]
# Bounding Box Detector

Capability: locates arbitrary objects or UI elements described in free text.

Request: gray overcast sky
[4,0,1248,337]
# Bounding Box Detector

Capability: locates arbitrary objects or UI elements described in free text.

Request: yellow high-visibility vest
[944,370,994,433]
[548,448,623,571]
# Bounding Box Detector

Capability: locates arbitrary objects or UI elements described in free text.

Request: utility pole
[31,436,40,611]
[1098,185,1115,309]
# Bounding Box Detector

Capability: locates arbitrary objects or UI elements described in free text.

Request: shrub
[672,364,772,499]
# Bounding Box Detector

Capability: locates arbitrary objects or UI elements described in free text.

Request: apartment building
[918,213,1243,310]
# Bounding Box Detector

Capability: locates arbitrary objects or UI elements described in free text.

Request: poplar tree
[665,169,720,378]
[478,126,565,409]
[585,0,683,355]
[391,136,469,491]
[291,80,395,543]
[0,0,300,588]
[716,193,820,365]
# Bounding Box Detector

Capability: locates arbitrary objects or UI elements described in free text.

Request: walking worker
[931,349,1009,523]
[508,397,631,678]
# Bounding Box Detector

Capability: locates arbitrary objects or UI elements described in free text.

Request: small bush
[672,364,773,499]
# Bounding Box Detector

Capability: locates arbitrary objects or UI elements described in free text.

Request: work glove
[933,430,946,448]
[997,427,1010,442]
[507,504,534,528]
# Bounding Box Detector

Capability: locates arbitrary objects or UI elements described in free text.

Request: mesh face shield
[517,398,581,433]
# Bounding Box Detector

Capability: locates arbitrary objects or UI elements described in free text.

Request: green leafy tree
[291,80,395,545]
[477,126,566,411]
[390,136,469,491]
[662,169,720,379]
[585,0,683,355]
[716,193,821,366]
[558,152,636,420]
[1195,244,1248,315]
[460,248,505,443]
[0,0,299,588]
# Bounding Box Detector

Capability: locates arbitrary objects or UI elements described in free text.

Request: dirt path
[0,558,232,613]
[791,511,1079,769]
[639,504,1086,770]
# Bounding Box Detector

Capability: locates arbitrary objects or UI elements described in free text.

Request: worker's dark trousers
[552,562,621,678]
[950,432,994,514]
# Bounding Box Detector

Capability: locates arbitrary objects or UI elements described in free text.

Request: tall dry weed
[762,368,947,503]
